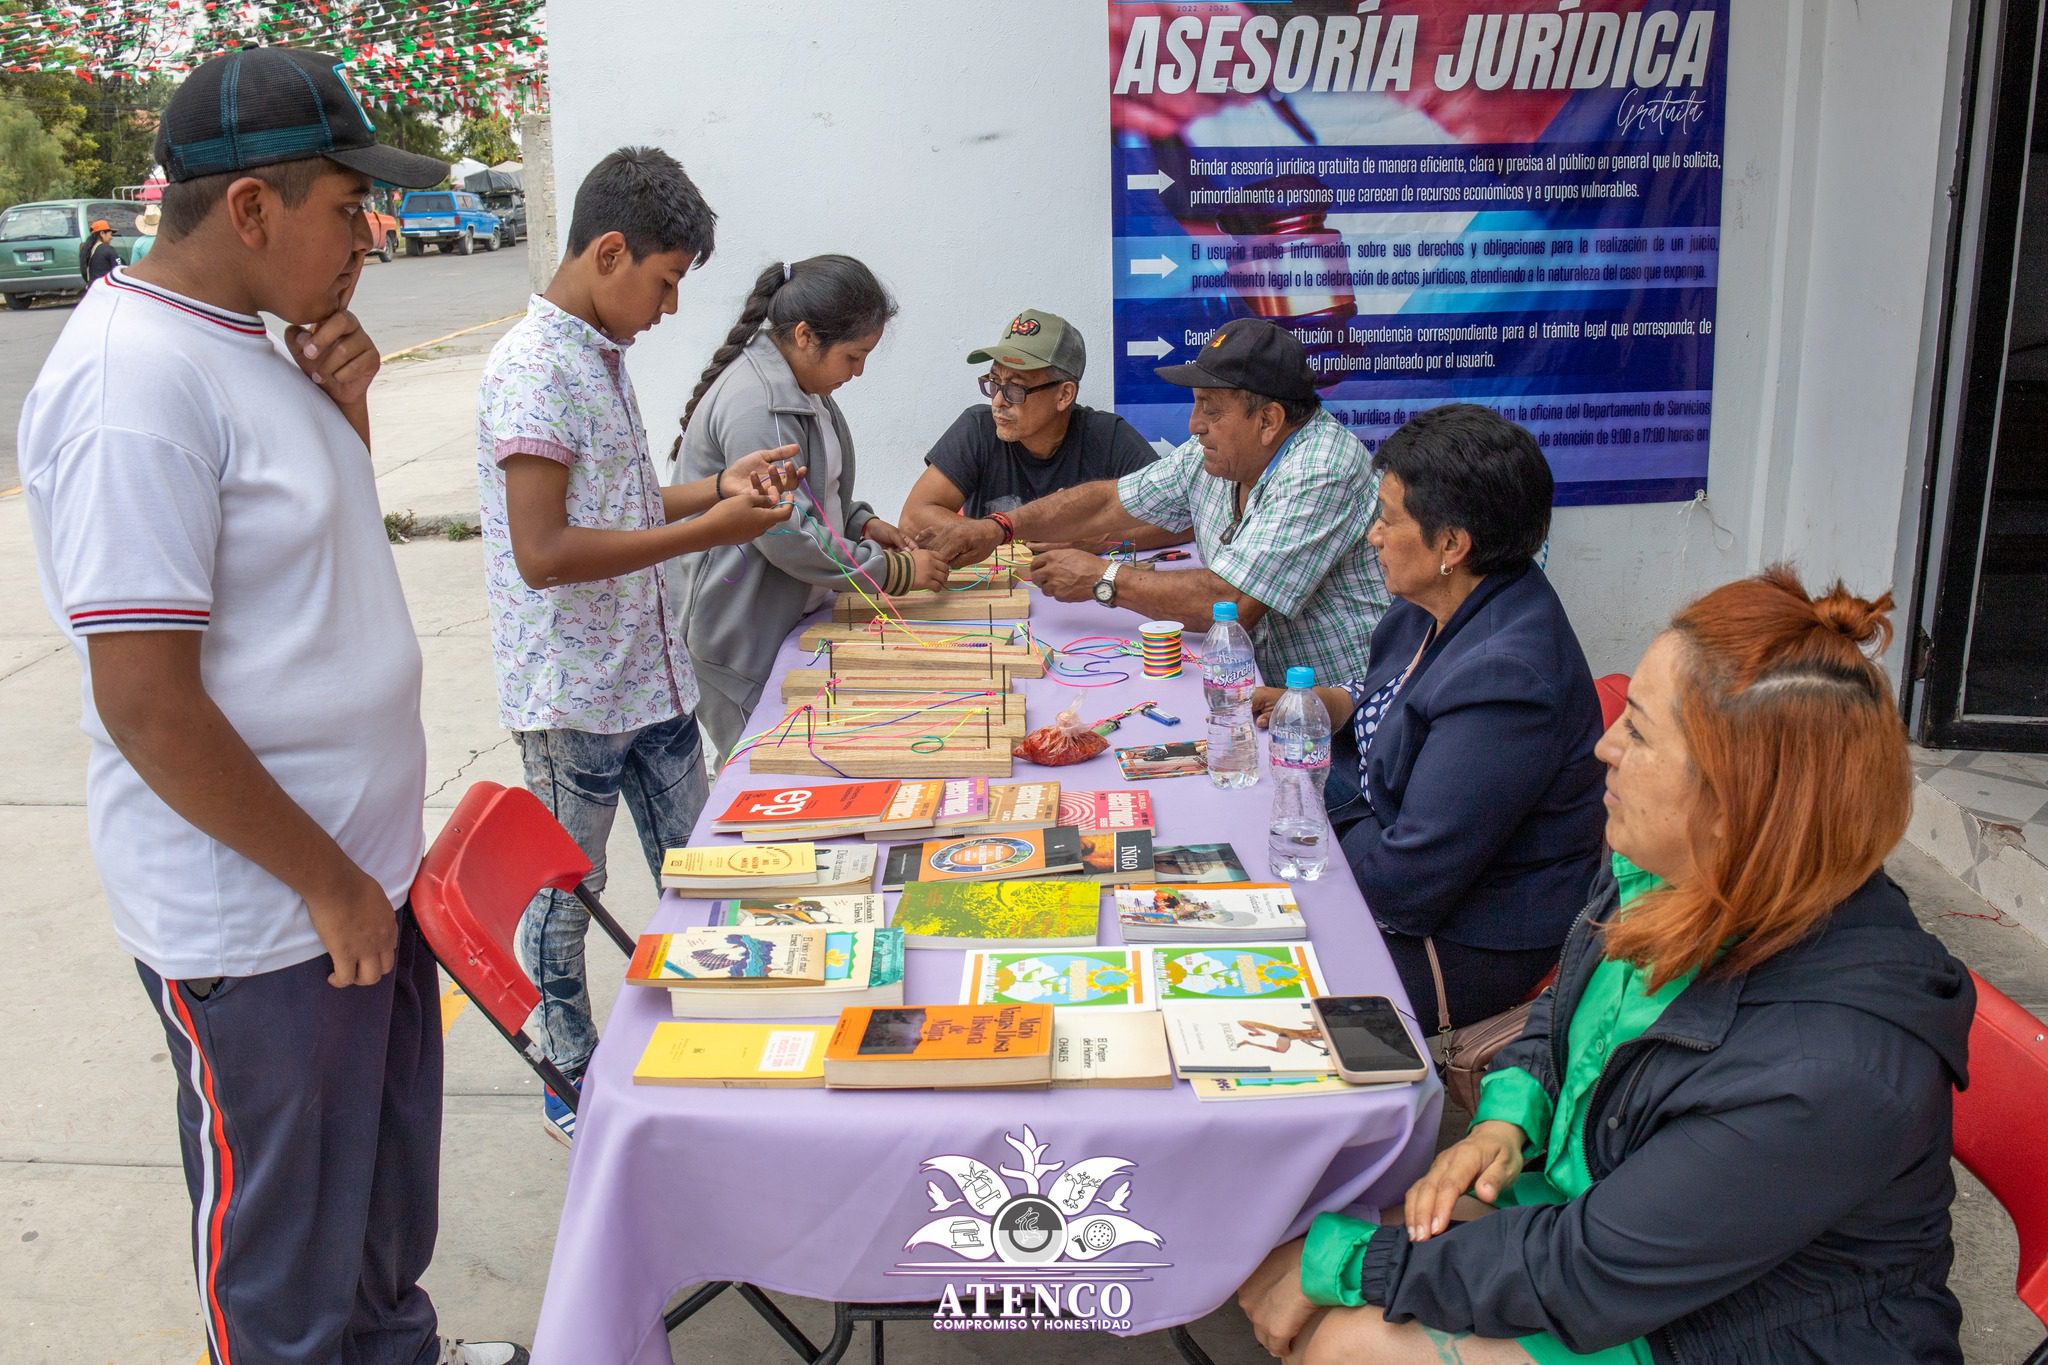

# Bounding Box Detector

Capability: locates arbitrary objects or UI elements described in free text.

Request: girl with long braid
[671,255,949,759]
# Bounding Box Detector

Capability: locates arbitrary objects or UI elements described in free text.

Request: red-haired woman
[1238,567,1975,1364]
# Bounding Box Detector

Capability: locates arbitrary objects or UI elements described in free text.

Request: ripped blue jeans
[513,713,708,1080]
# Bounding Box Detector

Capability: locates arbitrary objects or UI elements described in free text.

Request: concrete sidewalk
[3,336,2045,1363]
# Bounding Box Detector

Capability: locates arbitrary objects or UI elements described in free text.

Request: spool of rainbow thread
[1139,621,1183,679]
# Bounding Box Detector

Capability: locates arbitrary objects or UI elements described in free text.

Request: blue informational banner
[1108,1,1727,505]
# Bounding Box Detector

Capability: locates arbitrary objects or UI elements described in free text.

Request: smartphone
[1310,995,1431,1085]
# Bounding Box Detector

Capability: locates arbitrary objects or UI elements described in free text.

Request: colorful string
[1046,633,1141,688]
[725,683,1010,776]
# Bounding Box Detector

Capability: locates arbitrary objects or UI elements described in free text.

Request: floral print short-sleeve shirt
[477,296,699,734]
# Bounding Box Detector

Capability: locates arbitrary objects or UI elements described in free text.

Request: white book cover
[1112,884,1305,940]
[1162,999,1334,1075]
[1051,1011,1173,1088]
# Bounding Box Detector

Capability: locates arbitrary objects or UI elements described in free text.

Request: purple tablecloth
[532,588,1441,1364]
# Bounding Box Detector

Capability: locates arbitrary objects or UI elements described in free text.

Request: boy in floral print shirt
[476,146,799,1144]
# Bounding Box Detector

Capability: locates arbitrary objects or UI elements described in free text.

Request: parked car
[478,189,526,247]
[0,198,142,309]
[396,190,501,257]
[366,206,401,262]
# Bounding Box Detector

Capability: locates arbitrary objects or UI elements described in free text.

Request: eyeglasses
[979,373,1064,406]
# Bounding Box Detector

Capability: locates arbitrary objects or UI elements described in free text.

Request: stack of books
[1112,884,1307,942]
[859,778,989,842]
[1051,1012,1173,1088]
[881,827,1084,890]
[823,1003,1055,1089]
[1149,941,1327,1003]
[1161,998,1336,1081]
[710,781,938,843]
[1149,842,1250,884]
[631,1021,833,1088]
[659,843,876,898]
[707,893,888,928]
[1057,789,1155,834]
[881,825,1155,890]
[891,879,1100,949]
[865,780,1061,840]
[626,924,905,1018]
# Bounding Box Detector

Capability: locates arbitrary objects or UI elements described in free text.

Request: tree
[90,73,173,194]
[0,71,103,192]
[0,92,74,211]
[455,113,517,167]
[369,100,451,166]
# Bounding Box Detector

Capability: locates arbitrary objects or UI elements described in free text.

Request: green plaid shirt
[1118,409,1388,685]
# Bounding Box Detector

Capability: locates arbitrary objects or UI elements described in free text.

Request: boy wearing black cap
[19,48,525,1365]
[922,318,1389,686]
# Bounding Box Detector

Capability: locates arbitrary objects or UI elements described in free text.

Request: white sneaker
[436,1339,530,1365]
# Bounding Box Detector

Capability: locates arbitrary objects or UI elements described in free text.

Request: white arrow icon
[1125,338,1173,359]
[1128,256,1177,279]
[1125,170,1175,194]
[1150,439,1179,459]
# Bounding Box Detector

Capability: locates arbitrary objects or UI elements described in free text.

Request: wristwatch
[1092,560,1123,606]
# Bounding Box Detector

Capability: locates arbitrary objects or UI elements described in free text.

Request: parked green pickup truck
[397,189,503,257]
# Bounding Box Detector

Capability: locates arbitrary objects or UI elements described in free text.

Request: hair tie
[781,262,792,283]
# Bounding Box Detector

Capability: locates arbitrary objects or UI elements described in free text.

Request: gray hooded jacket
[671,332,912,729]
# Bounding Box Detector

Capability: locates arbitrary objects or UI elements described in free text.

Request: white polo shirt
[20,268,427,979]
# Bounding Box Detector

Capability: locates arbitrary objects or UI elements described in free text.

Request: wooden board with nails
[795,623,1047,677]
[777,667,1023,700]
[775,675,1029,736]
[831,586,1033,624]
[743,708,1016,777]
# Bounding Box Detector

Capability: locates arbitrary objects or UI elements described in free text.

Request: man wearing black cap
[19,48,526,1365]
[921,318,1389,685]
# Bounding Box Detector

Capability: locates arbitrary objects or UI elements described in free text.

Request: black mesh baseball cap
[1155,319,1317,402]
[155,47,449,188]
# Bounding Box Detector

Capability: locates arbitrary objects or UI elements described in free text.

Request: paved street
[0,239,531,492]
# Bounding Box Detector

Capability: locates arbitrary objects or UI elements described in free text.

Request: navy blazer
[1326,563,1605,950]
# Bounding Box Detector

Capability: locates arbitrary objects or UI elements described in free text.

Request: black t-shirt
[85,240,120,284]
[924,403,1158,517]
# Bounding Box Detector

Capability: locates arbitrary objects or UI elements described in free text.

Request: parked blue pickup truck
[396,190,502,257]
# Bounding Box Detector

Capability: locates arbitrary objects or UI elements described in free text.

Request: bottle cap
[1285,666,1314,689]
[1211,601,1238,622]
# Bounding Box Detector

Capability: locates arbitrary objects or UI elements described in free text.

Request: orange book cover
[712,781,899,828]
[825,1003,1054,1064]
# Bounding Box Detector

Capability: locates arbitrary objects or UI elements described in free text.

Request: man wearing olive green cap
[897,307,1159,538]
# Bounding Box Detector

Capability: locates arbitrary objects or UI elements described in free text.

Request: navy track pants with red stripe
[139,908,443,1365]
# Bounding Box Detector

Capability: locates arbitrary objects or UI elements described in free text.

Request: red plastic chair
[411,782,822,1355]
[1953,971,2048,1364]
[410,780,634,1110]
[1595,673,1631,730]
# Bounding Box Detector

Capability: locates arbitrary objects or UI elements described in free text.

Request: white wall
[550,0,1964,676]
[548,0,1116,500]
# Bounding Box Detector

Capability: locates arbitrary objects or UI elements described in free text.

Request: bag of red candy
[1013,702,1108,767]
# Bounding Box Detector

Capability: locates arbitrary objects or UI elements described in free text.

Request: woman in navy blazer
[1255,404,1605,1034]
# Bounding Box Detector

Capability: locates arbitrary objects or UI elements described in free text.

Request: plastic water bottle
[1268,666,1332,880]
[1200,602,1258,789]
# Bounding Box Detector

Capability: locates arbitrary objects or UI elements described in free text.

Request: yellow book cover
[661,843,818,881]
[986,782,1060,827]
[632,1021,831,1086]
[878,779,946,828]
